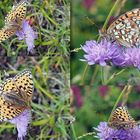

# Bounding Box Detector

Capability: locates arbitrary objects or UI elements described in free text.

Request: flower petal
[16,20,37,53]
[8,109,31,140]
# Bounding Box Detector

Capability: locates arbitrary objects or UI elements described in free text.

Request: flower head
[82,39,122,66]
[8,109,31,140]
[82,39,140,69]
[112,47,140,69]
[122,48,140,69]
[95,122,140,140]
[16,20,37,53]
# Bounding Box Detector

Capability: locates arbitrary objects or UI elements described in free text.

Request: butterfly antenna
[85,16,100,38]
[85,16,99,30]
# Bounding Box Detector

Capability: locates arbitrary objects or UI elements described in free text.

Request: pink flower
[82,0,95,10]
[71,85,83,107]
[99,86,109,97]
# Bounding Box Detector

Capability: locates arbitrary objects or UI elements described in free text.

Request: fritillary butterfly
[100,8,140,47]
[108,106,137,129]
[5,0,27,24]
[0,70,33,121]
[0,0,27,42]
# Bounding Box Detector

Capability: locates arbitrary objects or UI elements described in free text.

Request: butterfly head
[99,28,115,41]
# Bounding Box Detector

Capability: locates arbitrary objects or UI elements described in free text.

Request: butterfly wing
[2,70,33,106]
[0,96,25,121]
[5,1,27,25]
[13,70,33,102]
[2,90,29,107]
[107,8,140,47]
[108,120,136,129]
[0,25,18,43]
[0,1,27,43]
[0,78,25,121]
[108,106,136,129]
[0,70,33,121]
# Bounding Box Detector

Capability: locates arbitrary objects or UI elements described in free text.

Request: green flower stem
[81,64,89,85]
[98,0,122,41]
[104,69,125,85]
[122,85,133,106]
[98,0,122,84]
[71,123,77,140]
[101,67,105,85]
[82,0,122,84]
[90,65,99,85]
[103,0,121,29]
[77,132,96,139]
[108,85,128,122]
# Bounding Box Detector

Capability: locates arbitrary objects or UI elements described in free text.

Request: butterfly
[108,106,138,129]
[0,70,33,121]
[100,8,140,47]
[0,0,27,43]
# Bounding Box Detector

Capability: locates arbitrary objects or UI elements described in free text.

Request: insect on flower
[0,0,27,42]
[0,70,33,121]
[108,106,139,129]
[100,8,140,47]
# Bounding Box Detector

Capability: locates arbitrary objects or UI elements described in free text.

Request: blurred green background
[71,0,140,85]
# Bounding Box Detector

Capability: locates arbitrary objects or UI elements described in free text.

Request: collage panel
[0,0,70,56]
[71,0,140,85]
[71,85,140,140]
[71,0,140,140]
[0,56,70,140]
[0,0,70,140]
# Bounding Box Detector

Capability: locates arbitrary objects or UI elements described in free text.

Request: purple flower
[81,39,123,66]
[95,122,140,140]
[82,39,140,69]
[123,48,140,69]
[8,109,31,140]
[16,20,37,53]
[112,47,140,69]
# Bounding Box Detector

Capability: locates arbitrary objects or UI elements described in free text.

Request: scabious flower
[16,20,37,53]
[81,39,123,66]
[95,122,140,140]
[122,48,140,69]
[82,39,140,69]
[112,47,140,69]
[8,109,31,140]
